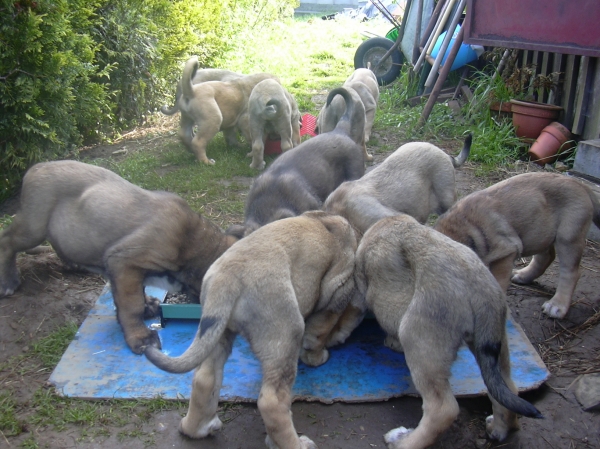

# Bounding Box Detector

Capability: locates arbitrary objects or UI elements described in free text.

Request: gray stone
[574,373,600,411]
[573,139,600,181]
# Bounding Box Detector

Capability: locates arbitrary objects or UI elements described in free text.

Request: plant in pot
[499,53,563,140]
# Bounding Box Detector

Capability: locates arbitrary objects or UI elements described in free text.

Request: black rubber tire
[354,37,403,86]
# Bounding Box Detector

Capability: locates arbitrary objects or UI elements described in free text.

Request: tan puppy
[178,56,279,165]
[243,79,301,170]
[316,68,379,161]
[323,135,471,233]
[160,68,244,116]
[0,161,238,354]
[345,215,542,449]
[435,172,600,319]
[145,211,358,449]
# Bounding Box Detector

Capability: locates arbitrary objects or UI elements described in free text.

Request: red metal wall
[463,0,600,57]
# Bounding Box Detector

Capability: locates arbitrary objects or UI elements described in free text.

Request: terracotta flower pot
[510,99,563,140]
[528,121,572,166]
[489,101,512,119]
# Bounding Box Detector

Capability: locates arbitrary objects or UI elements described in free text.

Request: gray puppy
[145,211,358,449]
[324,135,471,233]
[0,161,238,354]
[316,68,379,161]
[435,172,600,319]
[244,78,301,170]
[227,87,366,238]
[346,215,542,449]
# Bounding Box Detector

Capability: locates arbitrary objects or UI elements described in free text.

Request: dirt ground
[1,126,599,449]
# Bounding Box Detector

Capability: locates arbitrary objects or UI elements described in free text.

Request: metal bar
[413,0,451,72]
[424,0,466,88]
[412,0,424,64]
[418,24,465,126]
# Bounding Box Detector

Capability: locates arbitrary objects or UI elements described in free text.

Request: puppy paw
[143,294,161,318]
[128,329,161,355]
[485,415,509,442]
[249,160,265,170]
[510,269,535,285]
[299,435,318,449]
[179,415,222,438]
[325,330,350,348]
[384,335,404,352]
[542,300,568,319]
[300,348,330,367]
[265,435,317,449]
[0,271,20,297]
[365,152,374,162]
[0,281,19,297]
[384,426,412,445]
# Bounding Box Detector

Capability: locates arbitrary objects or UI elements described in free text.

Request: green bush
[0,0,110,199]
[0,0,297,202]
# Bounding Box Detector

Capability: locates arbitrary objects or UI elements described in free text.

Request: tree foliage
[0,0,298,201]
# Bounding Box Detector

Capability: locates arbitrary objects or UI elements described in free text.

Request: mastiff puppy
[323,134,471,234]
[160,67,244,117]
[178,56,279,165]
[227,86,366,238]
[435,172,600,319]
[316,68,379,161]
[244,78,301,170]
[145,211,358,449]
[345,215,542,449]
[0,161,238,354]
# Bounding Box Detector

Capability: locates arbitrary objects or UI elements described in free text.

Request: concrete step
[566,171,600,242]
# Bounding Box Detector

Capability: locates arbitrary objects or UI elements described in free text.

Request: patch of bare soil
[1,120,599,449]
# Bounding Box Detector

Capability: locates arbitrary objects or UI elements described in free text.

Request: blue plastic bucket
[430,24,478,71]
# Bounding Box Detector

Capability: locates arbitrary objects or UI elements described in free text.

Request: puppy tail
[161,80,184,115]
[144,276,238,374]
[474,339,543,419]
[181,56,199,100]
[327,87,355,137]
[451,133,472,167]
[161,104,179,115]
[264,99,280,118]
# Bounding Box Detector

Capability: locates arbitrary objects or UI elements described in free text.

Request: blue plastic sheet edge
[49,285,550,403]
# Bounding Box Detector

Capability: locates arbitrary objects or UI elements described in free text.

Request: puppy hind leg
[248,123,266,170]
[325,301,367,348]
[300,309,346,366]
[256,327,316,448]
[542,240,583,319]
[178,113,195,148]
[180,331,235,439]
[387,325,460,449]
[512,246,555,285]
[191,120,221,165]
[0,216,49,296]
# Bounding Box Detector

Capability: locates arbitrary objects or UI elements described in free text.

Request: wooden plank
[547,53,563,105]
[572,56,590,135]
[561,54,579,130]
[540,52,550,102]
[582,59,600,140]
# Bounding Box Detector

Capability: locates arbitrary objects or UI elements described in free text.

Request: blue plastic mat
[49,285,549,402]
